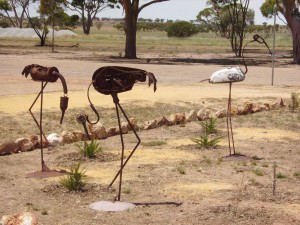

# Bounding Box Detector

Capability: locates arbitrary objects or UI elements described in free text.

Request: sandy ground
[0,53,300,113]
[0,50,300,225]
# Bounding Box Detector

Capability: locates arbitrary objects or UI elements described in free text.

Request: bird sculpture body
[77,66,157,202]
[209,67,245,84]
[21,64,68,175]
[203,34,272,156]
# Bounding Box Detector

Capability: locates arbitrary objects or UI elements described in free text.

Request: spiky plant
[192,118,221,149]
[77,139,103,158]
[59,163,87,191]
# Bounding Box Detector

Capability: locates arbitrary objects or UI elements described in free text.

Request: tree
[166,21,200,38]
[116,0,169,59]
[67,0,115,35]
[197,0,254,57]
[260,0,300,64]
[40,0,67,52]
[0,0,32,28]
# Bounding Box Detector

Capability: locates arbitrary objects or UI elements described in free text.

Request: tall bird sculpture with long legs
[202,34,271,156]
[77,66,156,209]
[21,64,69,178]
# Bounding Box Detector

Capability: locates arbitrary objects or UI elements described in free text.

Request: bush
[192,119,221,149]
[59,163,87,191]
[77,140,103,158]
[165,21,200,38]
[0,18,10,28]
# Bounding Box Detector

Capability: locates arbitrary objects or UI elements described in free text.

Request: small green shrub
[142,140,167,146]
[176,166,186,175]
[252,168,264,176]
[249,178,260,186]
[41,209,48,215]
[165,21,200,38]
[59,163,87,191]
[122,187,132,194]
[202,118,218,134]
[289,92,299,111]
[77,140,103,158]
[192,135,221,149]
[293,171,300,177]
[192,119,221,149]
[276,172,288,179]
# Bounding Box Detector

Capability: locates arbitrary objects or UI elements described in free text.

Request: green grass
[276,172,288,179]
[176,165,186,175]
[77,140,103,158]
[0,22,293,55]
[293,171,300,177]
[59,163,87,191]
[142,140,167,146]
[252,168,264,176]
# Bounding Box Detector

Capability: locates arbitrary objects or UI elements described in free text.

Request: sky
[98,0,284,25]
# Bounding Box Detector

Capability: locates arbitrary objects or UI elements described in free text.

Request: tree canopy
[197,0,254,57]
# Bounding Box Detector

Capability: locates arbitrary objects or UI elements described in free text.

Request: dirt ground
[0,47,299,225]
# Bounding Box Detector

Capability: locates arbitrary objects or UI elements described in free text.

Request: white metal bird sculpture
[203,34,271,156]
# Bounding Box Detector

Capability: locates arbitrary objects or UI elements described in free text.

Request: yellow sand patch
[134,148,197,164]
[234,127,300,141]
[85,148,197,183]
[86,166,132,184]
[164,182,235,198]
[282,203,300,219]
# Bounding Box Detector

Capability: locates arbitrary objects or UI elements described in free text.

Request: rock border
[0,100,285,155]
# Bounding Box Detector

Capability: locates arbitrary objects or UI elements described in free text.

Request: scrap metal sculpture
[202,34,271,156]
[77,66,157,201]
[21,64,69,177]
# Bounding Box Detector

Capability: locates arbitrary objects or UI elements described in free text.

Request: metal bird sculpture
[21,64,69,176]
[202,34,271,156]
[77,66,157,202]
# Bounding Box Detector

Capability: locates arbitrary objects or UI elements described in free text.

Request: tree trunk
[291,11,300,63]
[124,11,137,59]
[279,0,300,64]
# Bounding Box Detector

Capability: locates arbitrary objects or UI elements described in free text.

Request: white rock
[47,133,63,146]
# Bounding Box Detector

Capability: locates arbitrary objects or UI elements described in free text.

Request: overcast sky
[98,0,284,25]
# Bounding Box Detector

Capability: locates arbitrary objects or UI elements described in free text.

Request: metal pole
[271,4,277,86]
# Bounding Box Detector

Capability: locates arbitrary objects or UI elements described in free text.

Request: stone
[88,122,107,139]
[107,127,117,137]
[215,109,227,118]
[121,122,129,134]
[280,98,285,107]
[47,133,63,147]
[264,103,271,110]
[143,119,157,130]
[197,109,212,121]
[61,131,76,144]
[72,130,84,142]
[186,110,198,122]
[28,135,39,149]
[15,138,34,152]
[170,113,186,125]
[156,116,173,127]
[270,102,279,110]
[1,212,37,225]
[127,117,138,131]
[259,104,269,111]
[230,105,239,115]
[0,141,19,155]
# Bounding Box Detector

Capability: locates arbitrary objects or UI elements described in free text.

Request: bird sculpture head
[21,64,69,124]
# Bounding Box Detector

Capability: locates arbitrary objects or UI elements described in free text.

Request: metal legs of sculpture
[77,66,157,201]
[22,64,68,176]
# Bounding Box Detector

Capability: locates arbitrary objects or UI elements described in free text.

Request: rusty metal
[78,66,156,201]
[202,34,272,156]
[22,64,69,177]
